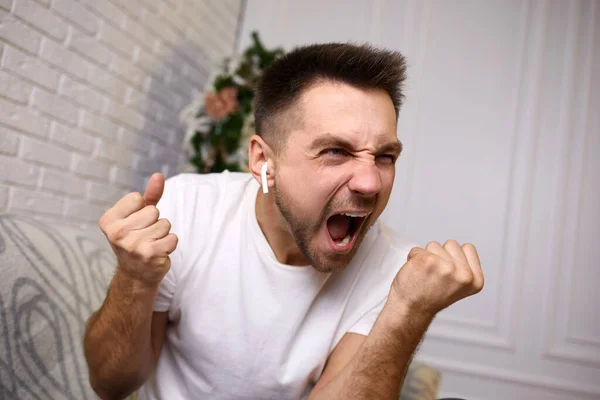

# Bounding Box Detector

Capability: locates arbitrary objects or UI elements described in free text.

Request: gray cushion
[0,213,115,399]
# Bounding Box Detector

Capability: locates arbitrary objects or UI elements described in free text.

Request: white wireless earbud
[261,162,269,194]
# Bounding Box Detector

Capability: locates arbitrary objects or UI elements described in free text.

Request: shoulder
[157,172,255,280]
[377,222,419,266]
[164,171,253,193]
[357,221,418,278]
[345,221,418,294]
[158,170,255,240]
[162,171,254,208]
[346,222,418,301]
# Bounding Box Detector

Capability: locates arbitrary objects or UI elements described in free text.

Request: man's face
[273,81,401,273]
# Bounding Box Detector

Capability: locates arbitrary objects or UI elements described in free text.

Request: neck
[255,188,310,266]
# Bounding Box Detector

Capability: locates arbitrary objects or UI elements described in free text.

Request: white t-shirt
[138,172,416,400]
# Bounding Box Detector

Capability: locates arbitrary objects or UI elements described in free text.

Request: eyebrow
[309,133,403,155]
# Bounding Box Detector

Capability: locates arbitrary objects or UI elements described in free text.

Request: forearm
[309,300,433,400]
[83,268,159,399]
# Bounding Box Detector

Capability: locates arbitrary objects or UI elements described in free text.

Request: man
[84,43,484,400]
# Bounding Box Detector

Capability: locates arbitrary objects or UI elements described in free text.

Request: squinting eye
[376,155,396,164]
[325,148,348,157]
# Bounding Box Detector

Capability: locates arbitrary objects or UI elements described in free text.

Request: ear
[248,135,275,193]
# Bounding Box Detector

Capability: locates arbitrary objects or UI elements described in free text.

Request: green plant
[180,32,286,173]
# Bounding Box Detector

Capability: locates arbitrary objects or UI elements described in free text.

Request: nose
[347,160,382,197]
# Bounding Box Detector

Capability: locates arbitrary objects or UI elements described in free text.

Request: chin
[311,255,351,274]
[308,233,367,274]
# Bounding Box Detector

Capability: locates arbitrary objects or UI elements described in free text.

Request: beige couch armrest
[400,361,442,400]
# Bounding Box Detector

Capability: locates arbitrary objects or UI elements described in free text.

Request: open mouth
[325,212,369,252]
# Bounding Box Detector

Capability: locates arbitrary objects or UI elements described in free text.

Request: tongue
[327,214,351,241]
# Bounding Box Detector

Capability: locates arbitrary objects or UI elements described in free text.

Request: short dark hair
[254,42,407,147]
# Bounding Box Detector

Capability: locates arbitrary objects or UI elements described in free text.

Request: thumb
[407,246,424,260]
[144,173,165,206]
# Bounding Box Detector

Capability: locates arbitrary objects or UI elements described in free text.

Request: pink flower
[204,86,239,121]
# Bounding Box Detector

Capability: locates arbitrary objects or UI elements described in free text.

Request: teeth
[342,213,367,218]
[335,234,351,247]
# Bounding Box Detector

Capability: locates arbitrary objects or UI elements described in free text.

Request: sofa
[0,212,441,399]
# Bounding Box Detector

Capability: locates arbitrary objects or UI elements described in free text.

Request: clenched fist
[390,240,484,318]
[99,172,178,285]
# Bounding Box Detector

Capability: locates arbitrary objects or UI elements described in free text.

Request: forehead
[290,81,398,147]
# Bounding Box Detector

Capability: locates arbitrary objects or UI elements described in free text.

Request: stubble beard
[273,184,374,274]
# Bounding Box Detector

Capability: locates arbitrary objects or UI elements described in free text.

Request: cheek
[278,168,339,219]
[381,168,395,193]
[379,162,395,183]
[277,169,321,212]
[376,168,395,205]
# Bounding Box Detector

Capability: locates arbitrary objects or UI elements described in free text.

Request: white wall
[0,0,242,226]
[240,1,600,399]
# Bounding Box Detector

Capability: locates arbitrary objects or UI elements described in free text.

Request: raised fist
[390,240,484,318]
[98,173,178,285]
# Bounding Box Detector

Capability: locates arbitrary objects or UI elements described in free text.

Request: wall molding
[418,355,600,398]
[542,0,600,367]
[425,325,514,351]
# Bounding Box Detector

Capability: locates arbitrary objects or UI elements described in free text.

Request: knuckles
[438,260,455,278]
[473,273,485,293]
[164,233,178,253]
[118,237,140,255]
[398,240,484,313]
[462,242,475,251]
[425,240,440,250]
[443,239,460,248]
[104,207,164,245]
[455,267,475,286]
[108,222,129,242]
[128,192,145,207]
[131,242,158,264]
[158,218,171,231]
[100,192,175,278]
[416,252,438,268]
[146,205,160,221]
[153,258,170,271]
[98,211,110,230]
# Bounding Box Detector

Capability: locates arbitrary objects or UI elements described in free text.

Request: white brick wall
[0,0,243,226]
